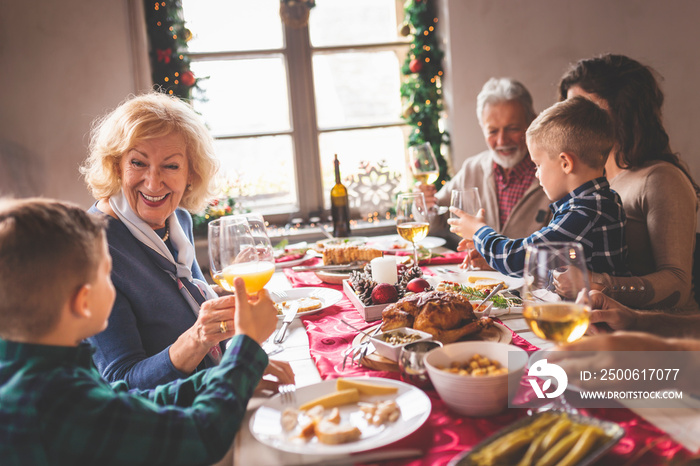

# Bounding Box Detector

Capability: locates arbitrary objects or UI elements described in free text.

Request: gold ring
[219,320,227,333]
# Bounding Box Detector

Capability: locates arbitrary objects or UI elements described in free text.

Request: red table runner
[282,266,693,465]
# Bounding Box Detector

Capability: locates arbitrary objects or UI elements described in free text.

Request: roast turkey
[381,290,492,343]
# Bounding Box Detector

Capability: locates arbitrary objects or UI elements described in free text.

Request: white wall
[2,0,699,215]
[0,0,148,207]
[438,0,700,194]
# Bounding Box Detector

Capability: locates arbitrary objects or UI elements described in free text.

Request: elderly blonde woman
[81,93,293,389]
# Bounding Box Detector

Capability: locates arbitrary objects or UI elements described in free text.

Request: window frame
[186,4,410,226]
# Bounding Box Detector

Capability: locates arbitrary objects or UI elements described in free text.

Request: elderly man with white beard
[419,78,551,266]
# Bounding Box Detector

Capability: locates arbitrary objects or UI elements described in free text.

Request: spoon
[477,282,504,317]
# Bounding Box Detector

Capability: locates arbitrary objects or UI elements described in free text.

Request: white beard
[489,146,528,169]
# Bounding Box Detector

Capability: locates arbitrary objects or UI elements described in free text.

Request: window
[181,0,410,225]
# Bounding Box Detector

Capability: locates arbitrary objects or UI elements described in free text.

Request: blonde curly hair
[80,92,219,213]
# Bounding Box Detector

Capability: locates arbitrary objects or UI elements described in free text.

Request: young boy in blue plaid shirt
[449,96,628,277]
[0,198,278,465]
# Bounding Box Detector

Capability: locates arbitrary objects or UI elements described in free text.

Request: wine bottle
[331,154,351,237]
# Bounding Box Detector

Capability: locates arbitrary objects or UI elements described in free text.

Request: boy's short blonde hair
[0,198,106,339]
[80,92,219,213]
[526,96,613,170]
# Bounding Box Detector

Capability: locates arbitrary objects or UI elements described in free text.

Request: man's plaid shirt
[474,177,628,277]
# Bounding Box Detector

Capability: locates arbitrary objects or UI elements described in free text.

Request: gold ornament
[184,28,193,42]
[399,22,411,37]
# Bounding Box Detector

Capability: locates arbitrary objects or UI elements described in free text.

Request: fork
[278,384,296,405]
[271,290,289,301]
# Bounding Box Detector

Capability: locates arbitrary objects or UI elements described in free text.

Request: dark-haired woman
[560,54,699,312]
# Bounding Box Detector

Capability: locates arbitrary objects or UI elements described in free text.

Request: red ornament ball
[180,70,196,87]
[409,59,423,73]
[371,283,399,305]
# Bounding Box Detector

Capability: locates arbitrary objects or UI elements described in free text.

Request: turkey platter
[380,290,493,344]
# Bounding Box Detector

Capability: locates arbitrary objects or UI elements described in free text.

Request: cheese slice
[298,388,360,411]
[336,378,398,395]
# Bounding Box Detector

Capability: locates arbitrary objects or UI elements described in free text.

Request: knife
[274,301,299,343]
[292,261,367,272]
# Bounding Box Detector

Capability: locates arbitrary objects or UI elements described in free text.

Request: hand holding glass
[450,188,482,270]
[396,192,430,266]
[409,142,447,216]
[218,216,275,295]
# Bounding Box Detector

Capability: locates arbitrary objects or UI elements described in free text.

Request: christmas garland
[143,0,199,99]
[400,0,450,187]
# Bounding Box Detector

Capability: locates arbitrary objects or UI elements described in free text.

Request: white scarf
[109,191,217,302]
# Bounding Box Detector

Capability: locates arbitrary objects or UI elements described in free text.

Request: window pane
[190,58,290,136]
[214,136,298,212]
[319,128,407,217]
[314,51,403,128]
[310,0,402,47]
[182,0,283,52]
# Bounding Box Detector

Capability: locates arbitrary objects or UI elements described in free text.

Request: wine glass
[450,188,482,270]
[408,142,448,216]
[522,242,591,412]
[396,192,430,266]
[218,216,275,296]
[207,218,234,293]
[234,213,275,264]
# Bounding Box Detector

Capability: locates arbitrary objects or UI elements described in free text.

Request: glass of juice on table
[218,216,275,295]
[395,192,430,266]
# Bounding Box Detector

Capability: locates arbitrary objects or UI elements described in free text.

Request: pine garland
[143,0,199,99]
[400,0,450,187]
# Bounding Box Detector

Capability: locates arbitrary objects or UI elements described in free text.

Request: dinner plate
[249,377,431,455]
[432,269,524,291]
[370,236,446,253]
[314,270,351,285]
[461,322,512,344]
[314,236,369,250]
[274,253,315,269]
[272,287,343,319]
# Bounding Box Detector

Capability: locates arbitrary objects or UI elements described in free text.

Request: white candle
[371,256,398,285]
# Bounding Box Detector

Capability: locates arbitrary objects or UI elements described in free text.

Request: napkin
[628,399,700,453]
[418,250,466,266]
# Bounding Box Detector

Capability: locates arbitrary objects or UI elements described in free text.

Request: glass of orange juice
[218,216,275,295]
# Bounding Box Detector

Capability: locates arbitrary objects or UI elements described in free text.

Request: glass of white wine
[523,242,590,412]
[218,216,275,295]
[396,192,430,266]
[409,142,448,216]
[450,188,482,270]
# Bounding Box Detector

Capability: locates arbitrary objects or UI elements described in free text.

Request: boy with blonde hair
[449,96,628,277]
[0,198,277,465]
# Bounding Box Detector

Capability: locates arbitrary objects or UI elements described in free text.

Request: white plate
[315,236,369,249]
[274,253,314,269]
[249,377,431,455]
[431,269,524,291]
[370,236,446,253]
[272,287,343,319]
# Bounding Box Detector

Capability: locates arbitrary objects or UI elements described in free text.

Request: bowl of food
[371,327,433,362]
[424,341,528,416]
